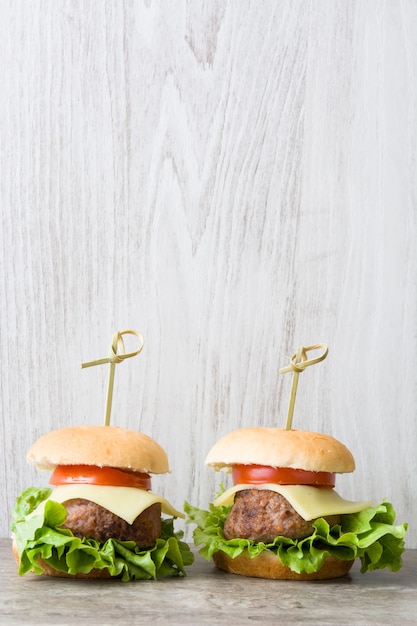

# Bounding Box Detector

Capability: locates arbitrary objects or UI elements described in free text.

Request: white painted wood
[1,0,416,548]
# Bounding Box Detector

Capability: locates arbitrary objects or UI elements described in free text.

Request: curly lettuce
[12,487,194,581]
[184,496,407,575]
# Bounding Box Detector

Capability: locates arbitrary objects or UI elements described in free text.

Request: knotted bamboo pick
[82,330,144,426]
[279,343,328,430]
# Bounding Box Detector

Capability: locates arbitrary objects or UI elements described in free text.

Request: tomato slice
[49,465,152,490]
[232,464,336,487]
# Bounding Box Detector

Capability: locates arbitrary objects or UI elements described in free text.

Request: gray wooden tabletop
[0,540,415,626]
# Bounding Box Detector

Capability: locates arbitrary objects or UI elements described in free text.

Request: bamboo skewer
[279,343,328,430]
[81,329,144,426]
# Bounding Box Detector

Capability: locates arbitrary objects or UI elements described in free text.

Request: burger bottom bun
[213,549,354,580]
[12,538,118,580]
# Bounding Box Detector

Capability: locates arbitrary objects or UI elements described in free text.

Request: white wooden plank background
[1,1,416,548]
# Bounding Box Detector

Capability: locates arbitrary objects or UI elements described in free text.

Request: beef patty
[223,489,340,543]
[62,499,161,548]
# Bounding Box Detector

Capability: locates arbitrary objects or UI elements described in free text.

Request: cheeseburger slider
[12,425,193,580]
[185,427,407,580]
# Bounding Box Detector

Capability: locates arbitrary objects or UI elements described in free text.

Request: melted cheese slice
[35,485,184,524]
[213,484,372,521]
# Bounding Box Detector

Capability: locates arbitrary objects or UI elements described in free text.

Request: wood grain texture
[1,1,416,548]
[0,540,416,625]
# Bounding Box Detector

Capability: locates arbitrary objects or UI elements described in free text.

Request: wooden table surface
[0,539,415,626]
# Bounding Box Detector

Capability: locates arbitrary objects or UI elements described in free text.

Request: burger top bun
[26,425,170,474]
[205,427,355,474]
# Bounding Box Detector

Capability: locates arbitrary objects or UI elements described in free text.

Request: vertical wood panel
[1,1,416,547]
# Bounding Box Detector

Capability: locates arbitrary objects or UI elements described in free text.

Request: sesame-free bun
[205,428,355,474]
[26,425,169,474]
[213,549,354,580]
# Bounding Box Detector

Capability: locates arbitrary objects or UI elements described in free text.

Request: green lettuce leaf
[184,497,407,575]
[12,487,194,581]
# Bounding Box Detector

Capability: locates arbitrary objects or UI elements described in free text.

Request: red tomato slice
[49,465,152,490]
[232,464,336,487]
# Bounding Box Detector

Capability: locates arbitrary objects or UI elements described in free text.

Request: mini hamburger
[12,425,193,580]
[185,427,407,580]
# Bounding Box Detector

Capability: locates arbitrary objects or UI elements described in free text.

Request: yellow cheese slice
[213,483,372,521]
[34,484,184,524]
